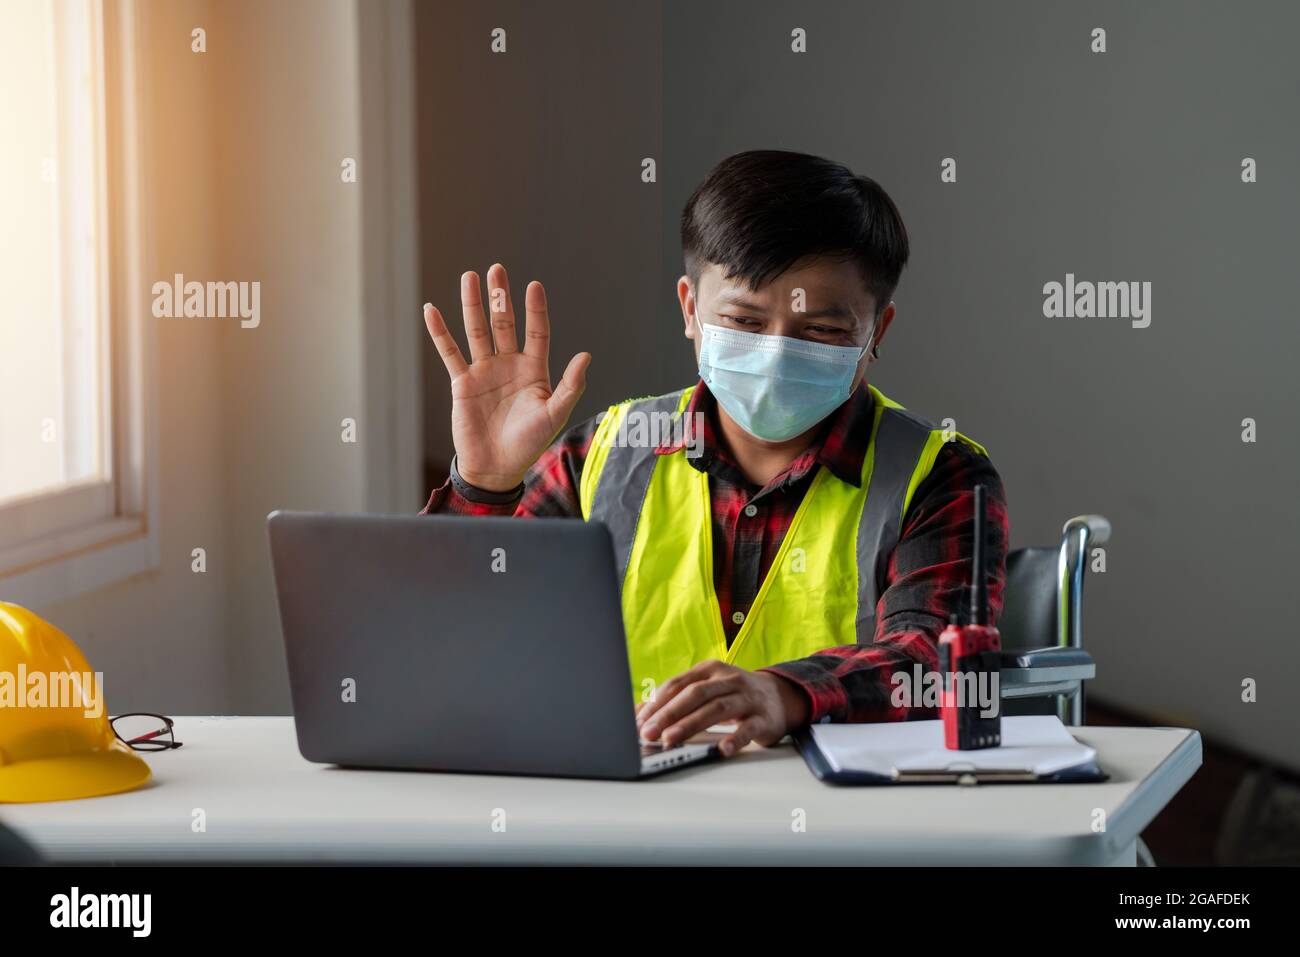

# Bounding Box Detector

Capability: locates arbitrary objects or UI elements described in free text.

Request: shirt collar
[653,379,875,489]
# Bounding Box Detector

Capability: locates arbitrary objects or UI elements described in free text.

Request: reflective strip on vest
[579,384,986,700]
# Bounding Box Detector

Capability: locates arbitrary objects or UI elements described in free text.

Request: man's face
[678,257,894,392]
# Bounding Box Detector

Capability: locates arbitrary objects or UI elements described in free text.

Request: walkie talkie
[939,483,1002,750]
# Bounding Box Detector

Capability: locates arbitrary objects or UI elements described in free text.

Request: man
[420,150,1008,759]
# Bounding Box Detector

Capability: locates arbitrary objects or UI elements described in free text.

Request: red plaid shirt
[421,381,1008,724]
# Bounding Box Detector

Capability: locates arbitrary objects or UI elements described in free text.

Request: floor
[1087,699,1298,866]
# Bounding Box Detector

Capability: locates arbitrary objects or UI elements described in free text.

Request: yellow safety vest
[579,384,987,702]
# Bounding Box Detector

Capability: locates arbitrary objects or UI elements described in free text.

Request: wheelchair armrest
[999,646,1094,669]
[1063,514,1111,546]
[998,647,1096,701]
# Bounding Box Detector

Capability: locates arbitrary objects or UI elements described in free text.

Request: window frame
[0,0,159,606]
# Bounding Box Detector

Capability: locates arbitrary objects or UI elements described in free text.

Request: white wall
[44,0,386,716]
[45,0,231,715]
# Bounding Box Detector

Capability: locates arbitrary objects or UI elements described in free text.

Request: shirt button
[743,504,758,517]
[732,611,746,625]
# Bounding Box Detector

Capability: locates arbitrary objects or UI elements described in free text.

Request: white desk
[2,717,1200,866]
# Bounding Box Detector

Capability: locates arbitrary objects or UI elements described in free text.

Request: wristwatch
[449,454,526,504]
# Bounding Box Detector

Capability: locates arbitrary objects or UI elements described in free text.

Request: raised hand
[423,264,591,492]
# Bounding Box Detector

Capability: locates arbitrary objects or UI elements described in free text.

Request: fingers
[545,351,591,427]
[485,263,519,355]
[423,303,469,379]
[638,665,737,743]
[636,659,721,729]
[719,717,765,757]
[522,280,550,360]
[460,271,494,361]
[658,694,744,749]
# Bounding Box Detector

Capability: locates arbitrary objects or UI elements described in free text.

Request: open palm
[423,265,591,492]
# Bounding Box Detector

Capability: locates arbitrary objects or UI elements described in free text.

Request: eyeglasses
[110,713,183,751]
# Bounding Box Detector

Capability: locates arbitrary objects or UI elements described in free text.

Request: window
[0,0,157,604]
[0,0,110,533]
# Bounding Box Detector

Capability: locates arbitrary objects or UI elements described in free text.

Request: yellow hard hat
[0,602,151,803]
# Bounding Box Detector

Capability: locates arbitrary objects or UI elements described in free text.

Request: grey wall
[208,0,371,712]
[417,1,1300,770]
[415,0,665,474]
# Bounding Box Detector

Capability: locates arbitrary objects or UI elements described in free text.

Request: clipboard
[792,723,1109,786]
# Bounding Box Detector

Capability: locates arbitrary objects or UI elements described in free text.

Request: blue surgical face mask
[695,315,873,442]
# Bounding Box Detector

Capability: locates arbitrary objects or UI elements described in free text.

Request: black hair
[681,150,910,314]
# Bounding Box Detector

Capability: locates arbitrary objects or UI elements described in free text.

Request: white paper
[808,715,1096,777]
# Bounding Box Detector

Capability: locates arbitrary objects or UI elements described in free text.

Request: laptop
[266,511,722,779]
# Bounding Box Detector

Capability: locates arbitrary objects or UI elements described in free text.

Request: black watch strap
[449,454,526,505]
